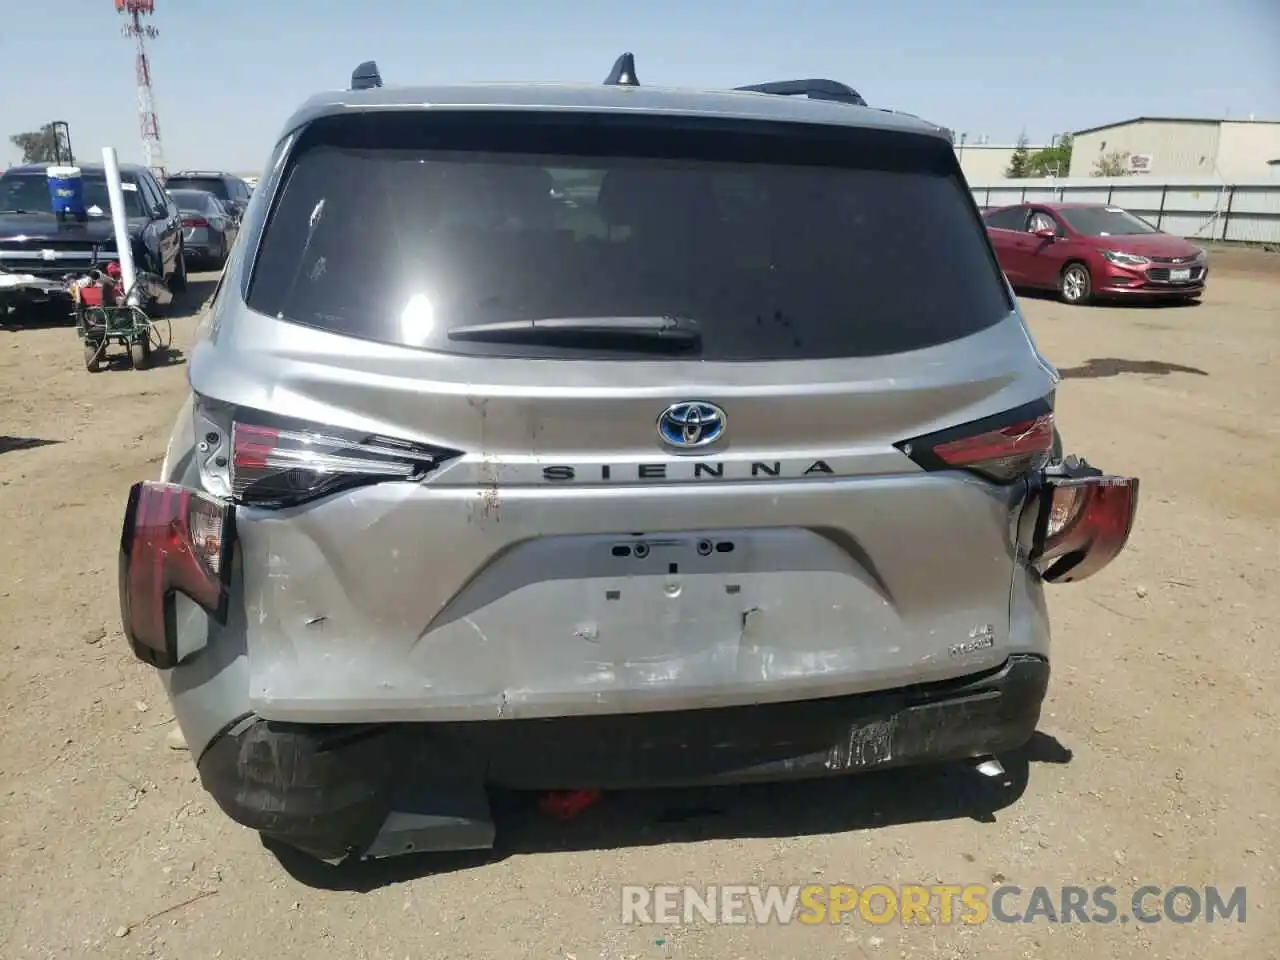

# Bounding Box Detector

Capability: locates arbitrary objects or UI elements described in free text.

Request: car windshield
[1059,206,1159,237]
[247,113,1012,361]
[0,171,146,218]
[168,189,215,214]
[167,176,228,199]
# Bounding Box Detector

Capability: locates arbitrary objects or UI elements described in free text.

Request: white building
[954,143,1051,183]
[1068,116,1280,180]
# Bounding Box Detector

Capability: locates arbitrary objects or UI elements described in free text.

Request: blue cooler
[46,165,87,220]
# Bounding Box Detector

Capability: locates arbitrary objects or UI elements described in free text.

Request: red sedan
[983,202,1207,305]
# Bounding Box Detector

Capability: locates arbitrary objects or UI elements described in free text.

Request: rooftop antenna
[604,53,639,86]
[351,60,383,91]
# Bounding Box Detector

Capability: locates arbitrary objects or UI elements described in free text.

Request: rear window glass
[167,176,228,199]
[1058,206,1158,237]
[0,171,146,219]
[168,189,215,212]
[247,112,1012,361]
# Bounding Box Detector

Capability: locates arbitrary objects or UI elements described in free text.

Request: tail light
[194,402,461,508]
[182,217,208,228]
[897,400,1056,483]
[119,481,235,669]
[901,402,1139,582]
[1028,463,1139,583]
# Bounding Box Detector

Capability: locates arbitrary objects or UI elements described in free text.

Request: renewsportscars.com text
[620,884,1247,926]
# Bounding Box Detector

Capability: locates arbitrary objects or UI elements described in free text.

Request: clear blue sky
[3,0,1277,171]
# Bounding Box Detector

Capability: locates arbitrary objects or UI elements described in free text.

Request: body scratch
[463,617,491,645]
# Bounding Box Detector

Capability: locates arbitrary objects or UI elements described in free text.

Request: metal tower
[115,0,166,179]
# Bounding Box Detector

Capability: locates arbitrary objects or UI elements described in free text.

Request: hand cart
[70,265,173,372]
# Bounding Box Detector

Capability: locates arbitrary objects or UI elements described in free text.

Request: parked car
[984,202,1207,305]
[166,188,238,267]
[162,170,253,220]
[0,162,186,318]
[117,56,1139,865]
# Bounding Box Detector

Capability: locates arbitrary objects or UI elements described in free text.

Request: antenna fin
[351,60,383,91]
[604,53,639,87]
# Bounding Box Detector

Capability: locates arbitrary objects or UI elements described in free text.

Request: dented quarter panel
[159,393,195,483]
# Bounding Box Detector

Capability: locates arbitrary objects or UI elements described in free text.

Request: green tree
[1027,134,1073,177]
[1092,150,1133,177]
[1005,133,1031,178]
[9,124,71,164]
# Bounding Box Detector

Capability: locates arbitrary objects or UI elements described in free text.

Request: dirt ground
[1,250,1277,959]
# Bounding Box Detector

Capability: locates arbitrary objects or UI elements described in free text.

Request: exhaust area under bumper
[197,654,1049,862]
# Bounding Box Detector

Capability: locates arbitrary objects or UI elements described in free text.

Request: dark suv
[163,170,253,219]
[0,161,187,317]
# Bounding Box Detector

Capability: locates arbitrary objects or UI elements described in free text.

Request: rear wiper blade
[447,315,702,350]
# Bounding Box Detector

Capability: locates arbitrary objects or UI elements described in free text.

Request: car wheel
[169,246,189,293]
[1059,262,1092,306]
[130,336,152,371]
[84,339,104,373]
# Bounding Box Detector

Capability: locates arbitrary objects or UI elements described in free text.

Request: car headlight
[1100,250,1150,267]
[1193,248,1207,262]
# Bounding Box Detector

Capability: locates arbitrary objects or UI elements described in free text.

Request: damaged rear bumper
[198,654,1049,861]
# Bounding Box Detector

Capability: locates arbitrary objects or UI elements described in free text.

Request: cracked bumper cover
[198,654,1049,860]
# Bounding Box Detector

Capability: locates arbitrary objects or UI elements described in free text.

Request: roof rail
[734,79,867,107]
[604,52,639,87]
[351,60,383,91]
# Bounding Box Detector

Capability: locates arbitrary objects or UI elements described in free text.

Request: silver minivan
[118,58,1138,863]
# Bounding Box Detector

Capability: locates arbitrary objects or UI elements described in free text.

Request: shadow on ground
[269,731,1073,892]
[1058,358,1208,380]
[0,303,76,332]
[148,346,187,368]
[95,345,187,372]
[0,436,61,455]
[176,276,220,311]
[1017,289,1202,308]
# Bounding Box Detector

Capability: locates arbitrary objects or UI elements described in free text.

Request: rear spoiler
[733,79,867,107]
